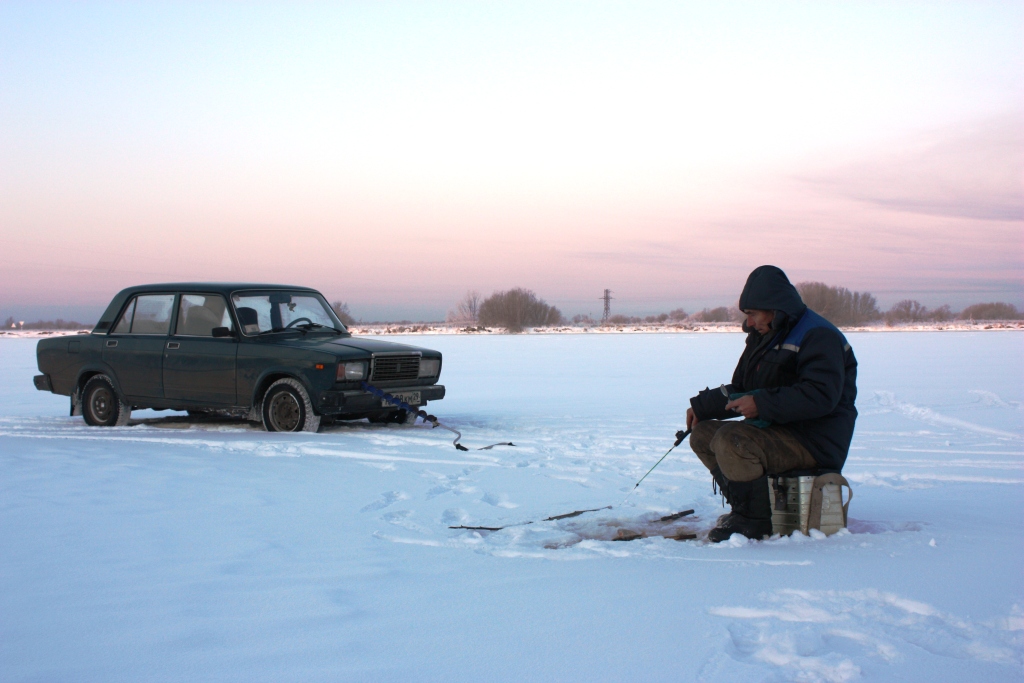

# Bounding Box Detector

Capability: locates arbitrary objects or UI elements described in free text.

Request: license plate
[382,391,420,407]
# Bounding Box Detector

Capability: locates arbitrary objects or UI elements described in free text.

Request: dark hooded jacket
[690,266,858,471]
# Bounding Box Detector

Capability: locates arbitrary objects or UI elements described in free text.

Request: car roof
[115,283,319,296]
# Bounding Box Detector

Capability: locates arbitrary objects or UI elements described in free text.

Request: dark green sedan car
[33,283,445,432]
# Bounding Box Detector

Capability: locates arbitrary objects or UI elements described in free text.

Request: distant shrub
[478,288,563,332]
[959,302,1022,321]
[571,314,595,324]
[884,300,929,324]
[930,304,955,322]
[796,282,880,326]
[689,307,732,323]
[667,308,688,321]
[606,314,641,325]
[446,291,481,324]
[644,313,669,323]
[331,301,356,325]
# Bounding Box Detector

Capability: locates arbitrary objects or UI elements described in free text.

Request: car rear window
[176,294,232,336]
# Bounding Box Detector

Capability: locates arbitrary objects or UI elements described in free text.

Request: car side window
[112,298,136,334]
[176,294,232,337]
[130,294,175,335]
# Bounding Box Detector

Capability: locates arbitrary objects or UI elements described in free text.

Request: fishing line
[449,429,693,531]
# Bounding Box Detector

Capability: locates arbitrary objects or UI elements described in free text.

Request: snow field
[1,332,1022,682]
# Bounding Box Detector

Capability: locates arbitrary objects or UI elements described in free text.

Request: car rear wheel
[261,378,321,433]
[82,375,131,427]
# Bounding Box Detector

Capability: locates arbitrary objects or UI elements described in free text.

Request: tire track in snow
[0,426,502,467]
[872,391,1021,440]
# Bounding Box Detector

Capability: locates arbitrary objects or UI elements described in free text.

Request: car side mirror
[212,326,233,338]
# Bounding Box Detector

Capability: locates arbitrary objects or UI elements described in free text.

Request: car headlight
[418,358,440,378]
[337,360,367,381]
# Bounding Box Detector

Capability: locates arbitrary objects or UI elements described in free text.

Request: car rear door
[102,293,174,400]
[162,293,238,405]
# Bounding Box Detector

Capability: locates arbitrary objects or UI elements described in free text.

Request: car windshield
[231,291,346,336]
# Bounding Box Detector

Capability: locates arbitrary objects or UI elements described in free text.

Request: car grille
[371,355,420,382]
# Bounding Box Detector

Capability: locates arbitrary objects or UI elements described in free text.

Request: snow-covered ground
[1,332,1021,682]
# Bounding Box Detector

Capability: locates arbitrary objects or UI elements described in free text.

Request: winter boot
[710,467,734,526]
[707,474,773,543]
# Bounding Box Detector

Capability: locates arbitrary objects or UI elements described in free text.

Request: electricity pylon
[601,289,613,322]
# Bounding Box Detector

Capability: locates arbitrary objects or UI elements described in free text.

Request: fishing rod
[620,428,691,504]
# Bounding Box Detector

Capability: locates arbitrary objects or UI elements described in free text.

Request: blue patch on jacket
[780,309,849,353]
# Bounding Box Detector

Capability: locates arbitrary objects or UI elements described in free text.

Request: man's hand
[725,395,759,419]
[686,407,699,430]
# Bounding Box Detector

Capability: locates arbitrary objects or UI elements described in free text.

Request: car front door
[163,293,238,405]
[102,293,175,399]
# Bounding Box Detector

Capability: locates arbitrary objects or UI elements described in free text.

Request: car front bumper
[316,384,446,415]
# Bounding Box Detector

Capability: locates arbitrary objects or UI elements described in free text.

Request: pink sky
[1,2,1021,321]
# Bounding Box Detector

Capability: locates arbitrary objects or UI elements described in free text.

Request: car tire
[82,375,131,427]
[261,378,321,433]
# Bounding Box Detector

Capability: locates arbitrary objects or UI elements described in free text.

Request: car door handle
[166,342,180,350]
[106,340,118,348]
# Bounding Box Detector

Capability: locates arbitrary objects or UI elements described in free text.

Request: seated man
[687,265,858,542]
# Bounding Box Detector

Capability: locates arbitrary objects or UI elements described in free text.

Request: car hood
[269,335,431,356]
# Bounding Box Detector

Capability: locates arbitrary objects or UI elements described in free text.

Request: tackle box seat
[768,468,852,537]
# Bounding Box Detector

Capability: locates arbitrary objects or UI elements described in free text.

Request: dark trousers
[690,420,817,482]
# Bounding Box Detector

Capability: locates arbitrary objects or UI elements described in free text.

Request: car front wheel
[261,378,321,433]
[82,375,131,427]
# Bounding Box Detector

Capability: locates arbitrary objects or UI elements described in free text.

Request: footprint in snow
[425,483,479,499]
[422,472,479,499]
[441,508,469,526]
[360,491,409,513]
[381,510,431,535]
[480,492,518,509]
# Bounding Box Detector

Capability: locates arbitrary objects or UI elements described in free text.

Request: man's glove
[689,385,733,421]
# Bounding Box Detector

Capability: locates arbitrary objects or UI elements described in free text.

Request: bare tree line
[796,282,880,326]
[4,316,87,331]
[442,283,1022,332]
[795,282,1022,325]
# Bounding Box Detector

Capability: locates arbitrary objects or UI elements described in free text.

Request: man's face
[744,309,774,334]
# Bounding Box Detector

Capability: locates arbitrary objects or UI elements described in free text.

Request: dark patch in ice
[847,518,925,534]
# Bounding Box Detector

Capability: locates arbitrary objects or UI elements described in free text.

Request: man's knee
[689,420,724,471]
[709,422,767,482]
[690,420,721,456]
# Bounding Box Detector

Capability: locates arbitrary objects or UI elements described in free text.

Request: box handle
[809,473,852,530]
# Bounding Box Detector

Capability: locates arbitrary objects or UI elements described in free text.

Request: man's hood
[738,265,806,319]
